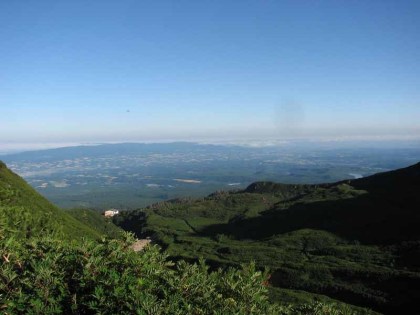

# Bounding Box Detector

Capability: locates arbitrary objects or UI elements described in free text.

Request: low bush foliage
[0,232,358,314]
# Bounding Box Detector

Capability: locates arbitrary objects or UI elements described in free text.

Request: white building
[103,209,119,217]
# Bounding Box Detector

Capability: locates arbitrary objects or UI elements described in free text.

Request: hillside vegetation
[1,233,287,314]
[0,161,351,314]
[115,162,420,314]
[0,161,106,240]
[67,208,124,240]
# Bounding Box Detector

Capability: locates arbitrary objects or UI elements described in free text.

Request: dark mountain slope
[202,162,420,243]
[351,161,420,190]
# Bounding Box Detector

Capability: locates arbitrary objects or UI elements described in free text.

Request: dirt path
[131,239,151,252]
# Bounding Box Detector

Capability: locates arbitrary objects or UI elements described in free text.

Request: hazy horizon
[1,1,419,145]
[2,137,420,156]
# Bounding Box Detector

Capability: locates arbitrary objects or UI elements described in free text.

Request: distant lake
[349,173,363,179]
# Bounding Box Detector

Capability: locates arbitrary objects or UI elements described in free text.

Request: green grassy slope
[115,162,420,314]
[0,161,108,240]
[67,208,124,239]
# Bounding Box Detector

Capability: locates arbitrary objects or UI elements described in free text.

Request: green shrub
[0,232,356,314]
[1,232,279,314]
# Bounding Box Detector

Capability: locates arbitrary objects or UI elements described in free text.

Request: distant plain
[2,141,419,210]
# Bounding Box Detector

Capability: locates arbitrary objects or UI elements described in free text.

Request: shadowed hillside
[202,163,420,244]
[115,162,420,314]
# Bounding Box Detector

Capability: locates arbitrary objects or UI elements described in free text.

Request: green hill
[114,162,420,314]
[67,208,124,239]
[0,161,113,240]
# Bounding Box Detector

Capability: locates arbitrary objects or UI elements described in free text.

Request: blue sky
[1,0,419,147]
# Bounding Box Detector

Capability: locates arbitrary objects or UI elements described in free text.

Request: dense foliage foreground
[0,232,360,315]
